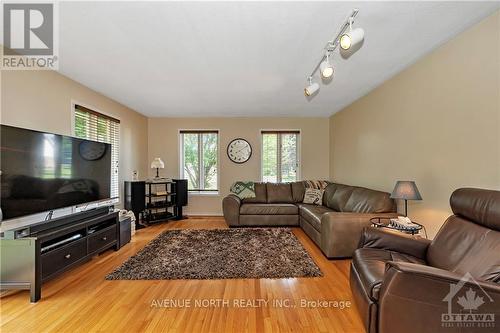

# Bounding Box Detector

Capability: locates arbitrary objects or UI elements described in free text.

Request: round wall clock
[79,141,107,161]
[227,138,252,164]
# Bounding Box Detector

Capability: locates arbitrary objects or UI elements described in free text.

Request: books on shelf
[153,190,169,196]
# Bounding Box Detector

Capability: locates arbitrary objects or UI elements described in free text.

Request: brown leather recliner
[350,188,500,333]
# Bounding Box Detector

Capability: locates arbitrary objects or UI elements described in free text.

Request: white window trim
[71,100,121,205]
[178,129,220,196]
[260,129,301,183]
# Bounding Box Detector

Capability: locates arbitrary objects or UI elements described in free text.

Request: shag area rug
[106,228,322,280]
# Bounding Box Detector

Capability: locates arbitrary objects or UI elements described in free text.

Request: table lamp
[151,158,165,178]
[390,181,422,217]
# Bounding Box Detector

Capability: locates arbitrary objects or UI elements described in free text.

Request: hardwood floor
[0,217,364,333]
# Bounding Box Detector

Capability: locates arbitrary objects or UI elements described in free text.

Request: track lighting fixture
[340,18,365,50]
[304,77,319,96]
[304,9,364,96]
[320,53,334,79]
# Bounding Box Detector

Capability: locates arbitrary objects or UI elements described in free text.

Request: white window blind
[261,130,300,183]
[74,105,120,199]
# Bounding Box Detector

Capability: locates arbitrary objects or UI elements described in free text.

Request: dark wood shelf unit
[124,179,188,226]
[145,181,176,224]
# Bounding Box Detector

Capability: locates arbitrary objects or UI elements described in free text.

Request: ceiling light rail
[305,9,364,96]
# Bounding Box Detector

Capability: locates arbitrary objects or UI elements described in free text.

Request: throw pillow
[230,181,256,199]
[304,180,330,190]
[303,188,324,205]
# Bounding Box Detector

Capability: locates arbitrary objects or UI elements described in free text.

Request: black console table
[0,207,120,302]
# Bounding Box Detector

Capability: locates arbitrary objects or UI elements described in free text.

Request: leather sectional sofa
[350,188,500,333]
[223,181,397,258]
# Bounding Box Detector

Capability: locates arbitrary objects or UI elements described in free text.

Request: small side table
[370,217,428,239]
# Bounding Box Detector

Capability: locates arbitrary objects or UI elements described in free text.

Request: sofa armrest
[320,212,397,258]
[386,262,500,294]
[359,227,431,260]
[222,194,241,226]
[378,261,500,333]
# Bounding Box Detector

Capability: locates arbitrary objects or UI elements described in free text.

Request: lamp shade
[150,157,165,169]
[390,181,422,200]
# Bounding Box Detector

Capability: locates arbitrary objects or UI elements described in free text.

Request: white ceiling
[58,1,500,118]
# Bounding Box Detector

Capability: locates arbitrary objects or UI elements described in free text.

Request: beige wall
[1,70,149,206]
[3,12,497,229]
[148,117,330,215]
[329,11,500,238]
[0,70,330,217]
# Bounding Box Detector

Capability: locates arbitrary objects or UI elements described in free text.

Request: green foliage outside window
[182,132,218,191]
[262,132,298,183]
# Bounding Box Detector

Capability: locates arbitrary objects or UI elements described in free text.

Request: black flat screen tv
[0,125,112,221]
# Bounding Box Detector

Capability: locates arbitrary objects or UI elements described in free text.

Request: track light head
[340,27,364,50]
[304,9,363,96]
[304,77,319,96]
[304,82,319,96]
[320,54,334,79]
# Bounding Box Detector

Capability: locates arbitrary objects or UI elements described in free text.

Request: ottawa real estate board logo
[442,272,496,329]
[2,2,58,69]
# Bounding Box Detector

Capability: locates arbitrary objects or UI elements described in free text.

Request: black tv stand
[30,206,111,235]
[0,208,121,302]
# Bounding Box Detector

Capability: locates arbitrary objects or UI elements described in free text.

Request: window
[262,131,300,183]
[73,104,120,199]
[180,130,218,192]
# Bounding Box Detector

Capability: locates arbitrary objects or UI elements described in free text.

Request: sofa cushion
[291,181,306,203]
[240,214,299,226]
[352,248,426,301]
[344,187,395,213]
[266,183,293,203]
[323,183,395,213]
[240,203,298,215]
[242,183,267,203]
[298,204,333,232]
[325,183,354,211]
[322,182,337,206]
